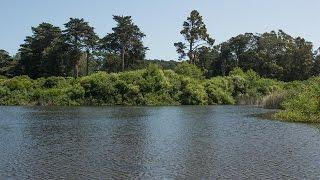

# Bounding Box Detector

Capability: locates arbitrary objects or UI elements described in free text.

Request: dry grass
[261,91,286,109]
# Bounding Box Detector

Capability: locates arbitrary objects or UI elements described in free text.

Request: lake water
[0,106,319,179]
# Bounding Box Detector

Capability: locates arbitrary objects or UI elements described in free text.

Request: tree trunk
[86,49,90,76]
[221,58,226,76]
[189,40,194,64]
[122,47,125,71]
[188,53,194,64]
[74,61,79,78]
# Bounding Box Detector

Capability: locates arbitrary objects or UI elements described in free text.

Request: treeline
[0,16,149,78]
[0,10,320,81]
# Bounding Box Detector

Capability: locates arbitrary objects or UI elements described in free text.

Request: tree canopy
[206,30,315,81]
[100,15,147,72]
[63,18,99,77]
[19,23,63,78]
[0,11,319,82]
[0,49,14,76]
[174,10,214,64]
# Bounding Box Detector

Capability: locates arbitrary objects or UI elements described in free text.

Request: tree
[257,30,313,81]
[0,49,13,76]
[227,33,259,70]
[285,37,313,81]
[63,18,98,77]
[312,48,320,76]
[0,49,11,67]
[207,30,314,81]
[101,15,147,71]
[174,10,214,64]
[42,36,73,77]
[19,23,63,78]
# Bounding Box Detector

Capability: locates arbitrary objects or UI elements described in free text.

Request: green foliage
[100,15,147,72]
[4,76,33,91]
[208,30,314,81]
[0,66,284,106]
[140,65,168,92]
[227,68,283,105]
[275,78,320,123]
[0,66,214,106]
[19,23,64,78]
[0,49,16,76]
[175,62,203,79]
[204,77,235,105]
[80,72,118,105]
[180,78,208,105]
[1,65,320,125]
[0,76,85,105]
[174,10,214,64]
[78,65,177,105]
[34,82,85,106]
[64,18,99,77]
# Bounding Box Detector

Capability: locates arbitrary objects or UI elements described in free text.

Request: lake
[0,106,319,179]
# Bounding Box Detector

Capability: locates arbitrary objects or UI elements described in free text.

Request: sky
[1,0,319,60]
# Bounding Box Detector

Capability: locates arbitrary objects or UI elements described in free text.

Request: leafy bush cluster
[275,78,320,123]
[0,76,84,105]
[0,64,282,106]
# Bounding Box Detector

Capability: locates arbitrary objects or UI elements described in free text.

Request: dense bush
[80,72,118,105]
[227,68,283,105]
[174,62,203,79]
[204,77,235,105]
[180,77,208,105]
[274,78,320,123]
[0,66,277,106]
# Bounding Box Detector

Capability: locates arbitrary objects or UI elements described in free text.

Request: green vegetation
[0,10,320,123]
[174,10,214,64]
[261,91,286,109]
[1,10,319,82]
[0,65,283,107]
[274,78,320,123]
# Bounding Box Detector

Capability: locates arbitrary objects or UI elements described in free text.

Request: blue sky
[1,0,319,60]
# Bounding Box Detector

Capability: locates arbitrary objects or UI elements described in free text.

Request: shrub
[180,78,208,105]
[228,68,283,105]
[139,64,169,93]
[0,75,7,79]
[275,82,320,123]
[204,77,235,105]
[229,67,246,77]
[80,72,117,105]
[43,76,68,88]
[34,85,84,106]
[1,66,317,119]
[163,70,183,103]
[4,76,33,91]
[174,62,203,79]
[0,91,31,105]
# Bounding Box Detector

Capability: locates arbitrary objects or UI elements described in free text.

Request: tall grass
[261,91,286,109]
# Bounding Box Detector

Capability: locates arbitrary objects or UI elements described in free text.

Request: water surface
[0,106,320,179]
